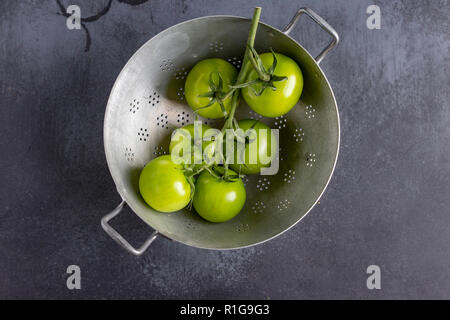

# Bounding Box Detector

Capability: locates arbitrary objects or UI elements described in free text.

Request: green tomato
[193,168,246,223]
[139,155,191,213]
[228,119,277,175]
[185,58,238,119]
[242,53,303,118]
[169,123,221,166]
[169,123,212,164]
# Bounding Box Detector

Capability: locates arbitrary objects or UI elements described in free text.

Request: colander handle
[283,7,339,64]
[101,201,159,256]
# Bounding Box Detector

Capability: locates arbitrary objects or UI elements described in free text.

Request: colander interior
[104,16,339,249]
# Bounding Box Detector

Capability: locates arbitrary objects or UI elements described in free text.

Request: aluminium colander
[101,7,340,254]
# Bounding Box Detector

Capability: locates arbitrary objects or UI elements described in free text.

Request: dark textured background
[0,0,449,299]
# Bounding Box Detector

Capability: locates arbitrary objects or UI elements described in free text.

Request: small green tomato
[193,168,246,223]
[139,155,191,213]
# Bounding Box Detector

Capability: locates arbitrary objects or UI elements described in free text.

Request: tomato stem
[183,8,262,187]
[222,7,261,133]
[186,175,196,210]
[247,45,271,82]
[217,7,261,179]
[239,47,288,96]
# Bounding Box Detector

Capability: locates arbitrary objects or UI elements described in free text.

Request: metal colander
[102,7,339,254]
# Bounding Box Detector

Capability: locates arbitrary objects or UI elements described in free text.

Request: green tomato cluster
[185,55,303,119]
[139,47,302,223]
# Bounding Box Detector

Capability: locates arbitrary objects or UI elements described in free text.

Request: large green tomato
[169,123,212,165]
[228,119,277,175]
[185,58,238,119]
[139,155,191,213]
[193,169,246,223]
[242,53,303,118]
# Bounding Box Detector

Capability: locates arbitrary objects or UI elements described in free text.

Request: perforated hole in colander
[256,177,271,191]
[160,59,174,71]
[227,56,241,69]
[186,222,196,230]
[153,146,167,156]
[129,99,139,113]
[305,105,316,119]
[174,67,188,80]
[177,87,185,101]
[176,111,190,126]
[277,147,285,162]
[147,91,160,107]
[241,175,249,186]
[236,223,250,232]
[248,110,263,120]
[283,169,296,183]
[156,114,169,129]
[274,115,287,129]
[124,147,135,162]
[251,201,266,214]
[137,128,150,142]
[305,152,317,167]
[209,41,223,52]
[201,119,221,127]
[293,128,304,142]
[277,199,291,212]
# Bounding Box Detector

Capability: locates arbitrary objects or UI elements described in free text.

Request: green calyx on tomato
[185,58,238,119]
[228,119,278,175]
[233,47,288,95]
[139,155,192,213]
[239,48,304,118]
[193,167,246,223]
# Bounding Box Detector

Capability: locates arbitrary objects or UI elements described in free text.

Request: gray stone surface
[0,0,449,299]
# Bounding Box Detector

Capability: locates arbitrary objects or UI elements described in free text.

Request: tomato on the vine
[185,58,238,119]
[228,119,277,175]
[242,52,303,118]
[193,168,246,223]
[139,155,191,212]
